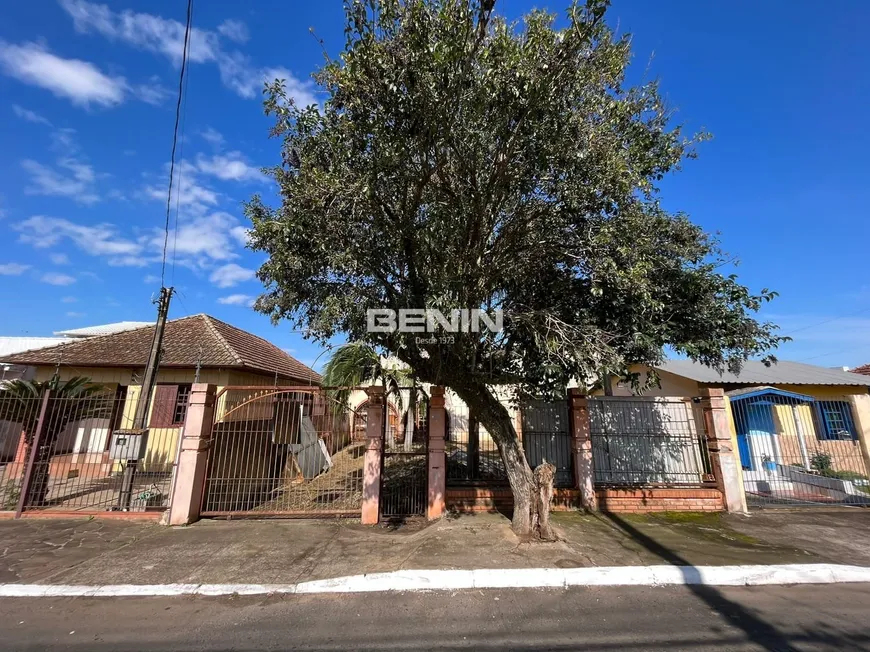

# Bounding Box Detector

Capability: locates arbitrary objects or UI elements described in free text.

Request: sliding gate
[201,387,366,517]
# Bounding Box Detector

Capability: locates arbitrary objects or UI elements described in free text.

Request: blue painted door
[737,433,752,470]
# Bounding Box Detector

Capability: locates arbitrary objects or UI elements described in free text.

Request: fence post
[699,387,745,513]
[568,389,597,511]
[167,384,216,526]
[15,389,51,518]
[427,386,447,520]
[361,386,385,525]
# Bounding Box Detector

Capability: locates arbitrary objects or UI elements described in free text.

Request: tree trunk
[452,383,542,538]
[533,462,557,541]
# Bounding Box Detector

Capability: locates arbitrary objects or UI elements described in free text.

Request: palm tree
[0,376,109,507]
[321,343,413,448]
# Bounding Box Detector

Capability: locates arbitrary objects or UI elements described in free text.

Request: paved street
[3,584,870,651]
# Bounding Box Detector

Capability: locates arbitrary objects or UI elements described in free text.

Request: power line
[783,305,870,337]
[160,0,193,289]
[171,0,193,287]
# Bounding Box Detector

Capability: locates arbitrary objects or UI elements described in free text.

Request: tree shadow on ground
[602,512,868,651]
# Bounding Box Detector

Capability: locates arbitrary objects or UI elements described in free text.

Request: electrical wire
[160,0,193,289]
[170,0,193,287]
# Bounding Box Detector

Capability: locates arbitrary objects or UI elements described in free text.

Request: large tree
[246,0,783,536]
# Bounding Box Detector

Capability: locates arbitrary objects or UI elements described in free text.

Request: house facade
[0,314,318,513]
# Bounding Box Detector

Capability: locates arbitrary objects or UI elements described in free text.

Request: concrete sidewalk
[1,510,868,587]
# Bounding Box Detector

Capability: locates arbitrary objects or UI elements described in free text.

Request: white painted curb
[1,564,869,598]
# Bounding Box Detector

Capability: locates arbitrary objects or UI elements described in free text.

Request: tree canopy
[246,0,784,534]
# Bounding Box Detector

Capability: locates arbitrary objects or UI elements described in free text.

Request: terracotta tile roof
[851,364,870,376]
[0,314,321,384]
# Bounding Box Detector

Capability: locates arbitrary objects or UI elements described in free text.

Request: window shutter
[149,385,179,428]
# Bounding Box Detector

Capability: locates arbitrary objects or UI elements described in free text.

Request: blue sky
[0,1,868,372]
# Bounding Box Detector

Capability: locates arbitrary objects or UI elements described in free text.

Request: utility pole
[118,286,173,510]
[134,286,174,428]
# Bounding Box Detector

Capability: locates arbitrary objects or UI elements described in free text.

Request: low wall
[446,486,724,513]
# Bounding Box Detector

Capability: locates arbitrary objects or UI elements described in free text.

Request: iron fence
[201,387,364,516]
[446,401,508,483]
[589,397,712,487]
[0,388,177,513]
[729,390,870,507]
[380,387,429,519]
[521,398,574,487]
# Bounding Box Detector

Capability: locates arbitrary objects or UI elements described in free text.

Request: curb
[2,564,870,597]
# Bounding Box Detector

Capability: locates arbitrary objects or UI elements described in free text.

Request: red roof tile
[0,314,321,384]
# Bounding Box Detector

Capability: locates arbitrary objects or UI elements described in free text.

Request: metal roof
[53,321,152,338]
[0,337,68,358]
[656,359,870,387]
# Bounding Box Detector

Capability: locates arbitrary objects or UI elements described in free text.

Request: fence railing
[589,397,712,487]
[446,402,508,483]
[729,391,870,506]
[0,388,178,513]
[201,387,364,516]
[521,398,574,488]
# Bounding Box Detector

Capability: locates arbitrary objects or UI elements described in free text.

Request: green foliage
[322,342,410,410]
[247,0,784,399]
[810,451,833,473]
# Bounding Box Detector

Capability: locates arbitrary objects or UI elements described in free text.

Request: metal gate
[201,387,365,517]
[0,388,175,514]
[521,398,574,487]
[379,388,428,519]
[730,389,870,507]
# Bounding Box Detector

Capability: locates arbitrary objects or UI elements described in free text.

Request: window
[815,401,856,440]
[173,385,192,425]
[149,384,192,427]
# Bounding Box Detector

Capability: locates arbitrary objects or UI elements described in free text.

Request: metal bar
[15,390,51,518]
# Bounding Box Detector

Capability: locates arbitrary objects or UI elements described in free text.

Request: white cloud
[156,211,242,266]
[217,19,249,43]
[0,40,125,107]
[143,274,160,284]
[196,152,264,183]
[200,127,225,149]
[135,76,171,105]
[217,294,254,307]
[59,0,315,105]
[61,296,77,303]
[42,272,76,286]
[230,225,249,247]
[12,104,52,125]
[143,160,219,216]
[21,159,100,204]
[66,311,85,317]
[17,215,143,265]
[210,263,254,288]
[50,253,70,265]
[0,263,30,275]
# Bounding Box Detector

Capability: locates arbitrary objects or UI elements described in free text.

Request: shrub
[810,452,833,473]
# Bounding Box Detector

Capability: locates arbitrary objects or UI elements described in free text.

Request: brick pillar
[361,386,385,525]
[846,394,870,481]
[699,387,745,513]
[568,389,597,511]
[167,384,216,526]
[427,386,447,520]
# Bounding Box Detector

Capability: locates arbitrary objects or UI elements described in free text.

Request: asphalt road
[3,584,870,651]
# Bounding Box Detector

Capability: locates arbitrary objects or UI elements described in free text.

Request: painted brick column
[699,387,745,513]
[427,386,447,520]
[568,389,597,511]
[361,386,385,525]
[167,384,216,526]
[846,394,870,480]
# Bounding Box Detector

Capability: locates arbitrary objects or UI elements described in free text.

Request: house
[852,363,870,376]
[618,359,870,506]
[0,314,319,512]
